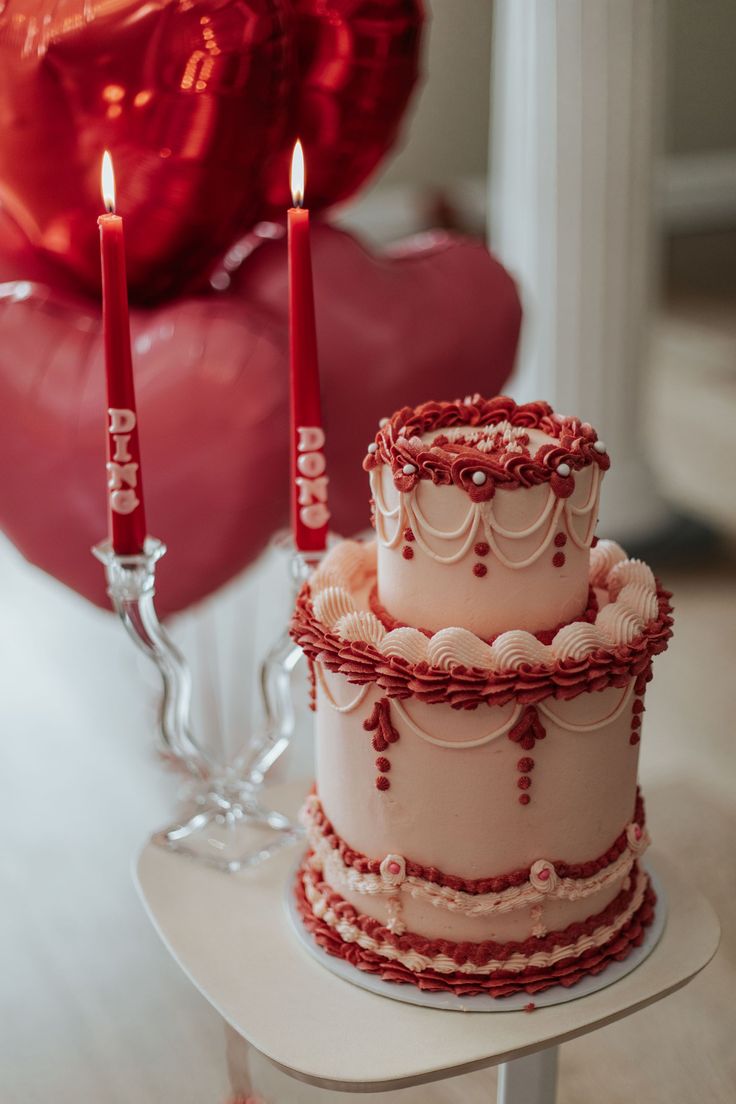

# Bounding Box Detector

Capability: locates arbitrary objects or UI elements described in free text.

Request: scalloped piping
[391,698,523,748]
[300,865,648,976]
[371,467,601,571]
[537,682,634,732]
[482,485,558,540]
[482,494,564,569]
[372,469,406,550]
[315,666,370,715]
[406,494,481,565]
[565,466,601,549]
[301,796,649,916]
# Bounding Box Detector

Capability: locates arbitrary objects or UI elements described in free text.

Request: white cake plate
[286,858,666,1013]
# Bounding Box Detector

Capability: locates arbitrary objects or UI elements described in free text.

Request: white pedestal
[135,781,719,1099]
[498,1047,558,1104]
[490,0,669,542]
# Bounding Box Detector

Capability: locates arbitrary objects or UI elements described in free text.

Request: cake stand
[134,780,720,1104]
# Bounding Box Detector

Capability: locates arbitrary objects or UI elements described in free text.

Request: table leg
[225,1022,259,1100]
[497,1046,558,1104]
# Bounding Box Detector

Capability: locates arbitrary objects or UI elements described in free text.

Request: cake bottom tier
[294,858,656,998]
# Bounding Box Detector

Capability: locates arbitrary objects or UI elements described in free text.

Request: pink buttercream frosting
[294,394,672,998]
[366,398,607,638]
[291,538,673,709]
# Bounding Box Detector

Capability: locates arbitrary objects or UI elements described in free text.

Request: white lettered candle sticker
[297,425,330,529]
[107,408,140,516]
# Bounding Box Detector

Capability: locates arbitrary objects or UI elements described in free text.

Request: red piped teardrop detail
[364,699,400,794]
[364,698,400,744]
[508,706,546,751]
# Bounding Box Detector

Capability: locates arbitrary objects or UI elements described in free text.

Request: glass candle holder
[93,531,318,871]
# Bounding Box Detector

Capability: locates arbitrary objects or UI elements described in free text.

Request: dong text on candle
[296,426,330,530]
[288,138,329,554]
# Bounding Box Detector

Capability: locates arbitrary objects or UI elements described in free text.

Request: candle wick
[105,199,115,215]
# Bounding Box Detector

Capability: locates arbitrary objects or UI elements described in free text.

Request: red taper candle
[98,151,147,555]
[288,139,329,555]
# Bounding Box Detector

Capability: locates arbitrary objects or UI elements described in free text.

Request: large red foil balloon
[0,221,521,615]
[261,0,424,213]
[0,0,423,303]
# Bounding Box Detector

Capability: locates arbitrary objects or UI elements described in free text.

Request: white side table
[135,781,719,1103]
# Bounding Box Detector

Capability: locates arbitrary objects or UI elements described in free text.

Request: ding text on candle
[107,407,140,516]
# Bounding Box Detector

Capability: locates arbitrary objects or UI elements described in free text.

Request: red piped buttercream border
[363,396,610,501]
[294,861,656,998]
[291,584,673,710]
[305,789,645,895]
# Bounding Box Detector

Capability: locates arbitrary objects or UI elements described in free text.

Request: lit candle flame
[290,139,305,208]
[101,150,116,214]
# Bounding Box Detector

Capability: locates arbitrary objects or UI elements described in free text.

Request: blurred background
[2,2,734,1102]
[339,0,735,548]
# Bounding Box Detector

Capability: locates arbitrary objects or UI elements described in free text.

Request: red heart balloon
[0,220,521,615]
[261,0,424,213]
[0,0,290,302]
[0,0,423,303]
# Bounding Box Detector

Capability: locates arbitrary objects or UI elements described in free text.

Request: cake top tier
[363,395,610,500]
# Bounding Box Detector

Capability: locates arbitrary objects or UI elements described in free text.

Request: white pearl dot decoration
[367,443,378,454]
[403,463,417,475]
[379,417,389,427]
[556,463,571,478]
[471,471,487,486]
[594,440,607,454]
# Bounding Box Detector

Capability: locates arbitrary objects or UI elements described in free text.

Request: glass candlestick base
[152,776,302,873]
[92,536,206,776]
[94,530,319,871]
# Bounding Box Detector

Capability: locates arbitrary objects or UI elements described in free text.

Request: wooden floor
[1,536,734,1104]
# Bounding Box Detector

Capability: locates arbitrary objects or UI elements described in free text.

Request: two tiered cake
[292,396,673,996]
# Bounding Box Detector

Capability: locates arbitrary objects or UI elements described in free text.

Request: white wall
[366,0,736,193]
[370,0,493,191]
